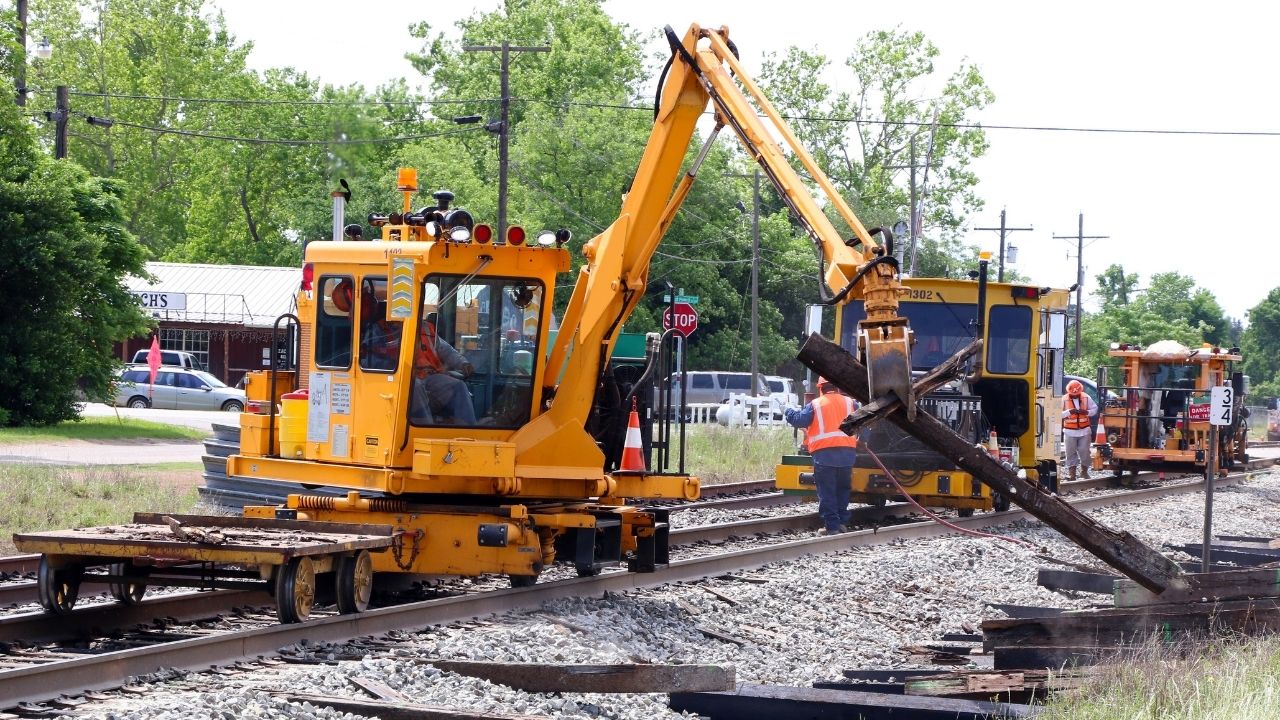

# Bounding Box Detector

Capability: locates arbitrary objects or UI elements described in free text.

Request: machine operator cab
[289,167,573,473]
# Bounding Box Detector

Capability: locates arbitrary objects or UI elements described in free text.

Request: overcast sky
[213,0,1278,322]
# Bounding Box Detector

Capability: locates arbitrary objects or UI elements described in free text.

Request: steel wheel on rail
[992,492,1011,512]
[335,550,373,614]
[274,556,316,624]
[108,560,150,605]
[37,556,83,615]
[509,573,539,588]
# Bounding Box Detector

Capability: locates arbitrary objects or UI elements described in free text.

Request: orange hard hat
[817,376,834,391]
[1066,379,1083,396]
[331,279,354,313]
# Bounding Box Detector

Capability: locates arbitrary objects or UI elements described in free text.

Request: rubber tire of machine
[274,556,316,624]
[335,550,373,614]
[108,560,150,605]
[37,556,83,615]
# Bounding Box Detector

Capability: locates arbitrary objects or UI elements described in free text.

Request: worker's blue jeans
[814,463,853,532]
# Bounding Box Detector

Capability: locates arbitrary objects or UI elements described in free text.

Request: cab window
[315,275,354,369]
[986,305,1032,375]
[410,275,544,428]
[358,277,403,373]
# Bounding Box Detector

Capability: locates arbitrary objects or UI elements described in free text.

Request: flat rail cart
[13,513,398,623]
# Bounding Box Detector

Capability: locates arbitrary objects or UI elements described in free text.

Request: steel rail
[0,469,1257,707]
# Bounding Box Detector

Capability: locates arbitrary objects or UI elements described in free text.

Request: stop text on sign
[662,302,699,336]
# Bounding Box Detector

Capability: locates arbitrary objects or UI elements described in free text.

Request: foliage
[22,0,430,264]
[0,100,150,426]
[756,29,995,277]
[1241,287,1280,398]
[1071,264,1233,378]
[685,424,797,485]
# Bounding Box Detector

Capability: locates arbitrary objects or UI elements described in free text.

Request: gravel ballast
[76,468,1280,719]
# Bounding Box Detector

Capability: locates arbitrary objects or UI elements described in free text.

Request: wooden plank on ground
[350,676,409,701]
[669,683,1039,719]
[278,694,540,720]
[1169,543,1280,567]
[981,598,1280,650]
[1037,567,1117,595]
[1115,567,1280,607]
[798,332,1184,593]
[429,661,733,693]
[988,603,1066,619]
[993,645,1110,670]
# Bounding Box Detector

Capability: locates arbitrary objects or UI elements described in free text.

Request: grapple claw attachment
[863,327,914,421]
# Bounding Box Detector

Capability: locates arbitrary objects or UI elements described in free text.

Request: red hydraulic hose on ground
[860,443,1036,549]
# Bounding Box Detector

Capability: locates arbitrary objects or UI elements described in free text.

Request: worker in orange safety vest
[409,314,476,424]
[784,377,859,535]
[1061,379,1097,485]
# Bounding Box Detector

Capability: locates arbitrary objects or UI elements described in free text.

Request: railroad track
[1,466,1265,708]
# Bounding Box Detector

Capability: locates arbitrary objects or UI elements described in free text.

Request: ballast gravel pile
[83,469,1280,719]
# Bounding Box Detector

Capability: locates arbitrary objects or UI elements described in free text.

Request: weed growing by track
[1035,635,1280,719]
[0,465,199,554]
[685,424,796,485]
[0,416,206,444]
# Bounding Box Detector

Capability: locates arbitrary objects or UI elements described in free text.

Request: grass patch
[683,424,797,485]
[0,416,206,444]
[1036,636,1280,719]
[0,464,199,555]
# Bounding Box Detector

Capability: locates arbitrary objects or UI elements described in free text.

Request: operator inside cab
[410,311,476,425]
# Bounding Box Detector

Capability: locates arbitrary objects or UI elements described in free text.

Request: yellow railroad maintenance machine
[17,24,921,622]
[777,257,1072,514]
[1095,340,1249,480]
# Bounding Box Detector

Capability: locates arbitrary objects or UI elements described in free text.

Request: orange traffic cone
[620,397,646,472]
[1094,422,1107,446]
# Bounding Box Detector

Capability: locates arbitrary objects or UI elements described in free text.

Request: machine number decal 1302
[907,289,934,301]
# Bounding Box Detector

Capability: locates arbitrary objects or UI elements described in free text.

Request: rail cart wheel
[957,508,975,518]
[108,561,150,605]
[37,556,83,615]
[575,565,602,578]
[992,493,1011,512]
[275,556,316,624]
[509,574,539,588]
[335,550,373,614]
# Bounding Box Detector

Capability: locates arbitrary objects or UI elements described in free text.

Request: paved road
[0,404,238,466]
[78,402,239,434]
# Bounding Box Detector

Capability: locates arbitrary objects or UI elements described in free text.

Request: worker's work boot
[1081,468,1091,479]
[1068,466,1077,482]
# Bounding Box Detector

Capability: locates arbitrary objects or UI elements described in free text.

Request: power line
[517,96,1280,137]
[56,89,499,107]
[74,113,484,146]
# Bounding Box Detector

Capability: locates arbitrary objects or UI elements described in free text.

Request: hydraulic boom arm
[519,23,914,469]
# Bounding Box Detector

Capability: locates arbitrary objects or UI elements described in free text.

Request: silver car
[113,366,246,412]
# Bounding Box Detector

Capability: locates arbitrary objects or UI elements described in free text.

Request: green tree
[0,101,150,425]
[756,29,995,277]
[1241,288,1280,397]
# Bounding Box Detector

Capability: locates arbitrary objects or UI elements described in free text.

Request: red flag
[147,335,162,386]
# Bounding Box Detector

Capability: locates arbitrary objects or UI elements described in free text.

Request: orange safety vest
[1063,394,1091,430]
[414,323,444,379]
[805,393,859,452]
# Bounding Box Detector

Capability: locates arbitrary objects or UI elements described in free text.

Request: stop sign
[662,302,699,336]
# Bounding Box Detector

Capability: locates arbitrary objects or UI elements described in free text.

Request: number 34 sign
[1210,386,1234,426]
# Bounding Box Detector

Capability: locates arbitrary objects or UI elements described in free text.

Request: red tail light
[507,225,525,246]
[474,224,493,244]
[301,263,314,291]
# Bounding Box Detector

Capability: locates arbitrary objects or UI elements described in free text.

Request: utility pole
[975,209,1033,283]
[886,135,940,275]
[1053,214,1108,358]
[462,41,549,242]
[51,85,69,159]
[15,0,27,107]
[728,170,763,425]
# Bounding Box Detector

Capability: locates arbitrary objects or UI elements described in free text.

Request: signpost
[1203,385,1233,571]
[662,302,699,337]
